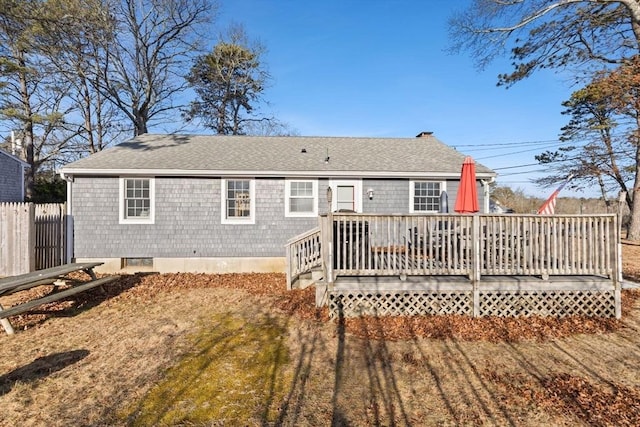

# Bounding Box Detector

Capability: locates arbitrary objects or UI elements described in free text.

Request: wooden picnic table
[0,262,119,335]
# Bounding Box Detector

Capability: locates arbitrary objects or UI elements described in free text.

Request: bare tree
[0,0,78,199]
[99,0,216,136]
[34,0,127,155]
[241,119,299,137]
[449,1,640,86]
[450,0,640,239]
[536,77,635,206]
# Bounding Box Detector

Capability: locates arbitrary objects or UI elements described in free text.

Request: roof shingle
[61,134,496,178]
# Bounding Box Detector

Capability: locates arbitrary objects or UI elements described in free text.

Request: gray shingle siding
[363,179,410,214]
[363,179,481,214]
[73,176,319,258]
[0,153,24,202]
[72,176,484,259]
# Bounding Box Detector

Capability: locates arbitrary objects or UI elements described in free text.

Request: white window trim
[409,180,446,213]
[328,179,363,213]
[119,177,155,224]
[221,178,256,225]
[285,179,318,217]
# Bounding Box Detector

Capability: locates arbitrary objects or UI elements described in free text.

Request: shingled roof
[60,134,496,178]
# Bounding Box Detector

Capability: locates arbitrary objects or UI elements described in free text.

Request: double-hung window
[119,177,155,224]
[410,181,443,213]
[285,179,318,217]
[221,178,255,224]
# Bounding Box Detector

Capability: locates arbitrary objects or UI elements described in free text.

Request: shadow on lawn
[264,283,640,425]
[273,302,640,426]
[5,272,157,330]
[274,303,415,426]
[0,349,89,396]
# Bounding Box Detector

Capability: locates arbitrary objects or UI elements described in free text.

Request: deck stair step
[295,267,324,289]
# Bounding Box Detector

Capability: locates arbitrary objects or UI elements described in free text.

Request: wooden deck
[286,213,622,318]
[332,274,615,293]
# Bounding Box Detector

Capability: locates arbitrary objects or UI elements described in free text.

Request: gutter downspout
[60,171,74,263]
[480,177,495,213]
[20,163,26,202]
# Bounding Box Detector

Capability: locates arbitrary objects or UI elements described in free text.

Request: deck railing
[318,213,620,282]
[478,215,616,277]
[285,227,322,289]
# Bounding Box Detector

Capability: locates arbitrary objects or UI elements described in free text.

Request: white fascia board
[59,167,497,179]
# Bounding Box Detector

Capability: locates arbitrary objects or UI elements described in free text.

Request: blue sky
[193,0,587,198]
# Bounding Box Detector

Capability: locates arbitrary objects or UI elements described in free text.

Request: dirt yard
[1,246,640,426]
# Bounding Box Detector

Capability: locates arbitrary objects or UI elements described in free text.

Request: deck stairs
[294,267,324,289]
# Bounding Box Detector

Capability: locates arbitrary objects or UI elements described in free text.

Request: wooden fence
[0,203,66,276]
[34,204,67,270]
[0,203,35,276]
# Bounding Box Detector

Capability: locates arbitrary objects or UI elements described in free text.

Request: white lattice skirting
[328,290,617,319]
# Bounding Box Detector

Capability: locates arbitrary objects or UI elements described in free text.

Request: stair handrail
[285,227,322,289]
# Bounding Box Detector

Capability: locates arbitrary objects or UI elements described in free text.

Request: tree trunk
[619,1,640,239]
[627,127,640,240]
[17,52,36,200]
[133,109,148,136]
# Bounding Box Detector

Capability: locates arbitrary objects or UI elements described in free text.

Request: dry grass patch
[123,312,290,426]
[1,244,640,425]
[483,369,640,426]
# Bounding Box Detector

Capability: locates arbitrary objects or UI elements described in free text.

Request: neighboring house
[0,148,28,202]
[59,133,497,273]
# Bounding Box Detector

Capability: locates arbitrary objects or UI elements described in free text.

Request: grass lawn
[1,246,640,426]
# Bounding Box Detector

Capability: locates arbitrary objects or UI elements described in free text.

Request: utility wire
[453,138,562,148]
[499,169,548,176]
[493,163,540,170]
[476,143,635,171]
[474,143,562,160]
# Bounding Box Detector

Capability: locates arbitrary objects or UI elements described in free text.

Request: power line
[477,143,636,173]
[499,169,548,176]
[474,143,561,160]
[453,138,562,148]
[493,163,540,170]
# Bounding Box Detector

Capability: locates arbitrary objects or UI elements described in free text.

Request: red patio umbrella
[454,156,479,214]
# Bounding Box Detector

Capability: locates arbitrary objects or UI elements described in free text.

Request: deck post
[472,216,480,317]
[614,212,623,319]
[285,242,292,290]
[319,215,334,284]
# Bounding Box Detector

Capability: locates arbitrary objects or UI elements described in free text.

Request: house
[59,133,497,274]
[0,148,28,202]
